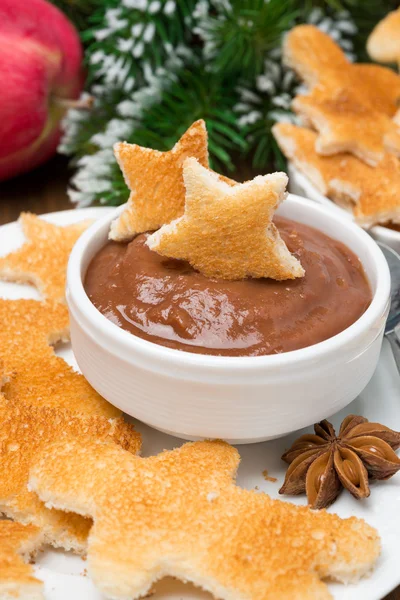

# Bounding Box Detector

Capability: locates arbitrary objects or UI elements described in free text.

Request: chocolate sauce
[84,217,371,356]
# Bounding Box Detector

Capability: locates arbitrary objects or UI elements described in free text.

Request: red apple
[0,0,84,181]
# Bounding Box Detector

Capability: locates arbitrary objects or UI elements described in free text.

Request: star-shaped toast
[147,157,304,280]
[30,439,380,600]
[110,120,209,241]
[367,8,400,66]
[284,25,400,165]
[273,122,400,227]
[0,521,44,600]
[0,213,90,303]
[0,384,140,554]
[0,298,120,418]
[0,297,142,548]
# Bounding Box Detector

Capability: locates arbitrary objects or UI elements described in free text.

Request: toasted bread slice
[0,350,140,555]
[30,439,380,599]
[367,8,400,65]
[0,520,44,600]
[284,25,400,165]
[0,298,120,418]
[0,213,90,304]
[110,120,209,241]
[0,394,140,554]
[273,122,400,228]
[147,158,304,280]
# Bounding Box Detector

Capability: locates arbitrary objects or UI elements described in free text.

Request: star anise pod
[279,415,400,509]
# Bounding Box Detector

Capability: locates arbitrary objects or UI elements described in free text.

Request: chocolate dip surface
[84,217,371,356]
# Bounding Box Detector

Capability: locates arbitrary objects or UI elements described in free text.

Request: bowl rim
[67,193,390,371]
[288,163,400,243]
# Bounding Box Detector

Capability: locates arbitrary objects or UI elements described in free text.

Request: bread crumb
[262,469,277,483]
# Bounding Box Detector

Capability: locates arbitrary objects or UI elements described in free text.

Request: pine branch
[65,62,248,206]
[83,0,198,87]
[195,0,298,78]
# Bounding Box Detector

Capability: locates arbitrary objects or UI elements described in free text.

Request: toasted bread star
[0,521,44,600]
[273,122,400,227]
[0,386,140,554]
[0,213,90,303]
[110,120,209,241]
[284,25,400,165]
[147,158,304,280]
[0,299,120,418]
[0,354,141,552]
[30,439,380,600]
[367,8,400,66]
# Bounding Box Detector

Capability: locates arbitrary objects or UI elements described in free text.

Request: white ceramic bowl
[289,164,400,254]
[67,194,390,444]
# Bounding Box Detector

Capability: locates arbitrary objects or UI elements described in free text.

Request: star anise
[279,415,400,509]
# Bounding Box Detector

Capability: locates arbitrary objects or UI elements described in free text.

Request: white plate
[1,207,400,600]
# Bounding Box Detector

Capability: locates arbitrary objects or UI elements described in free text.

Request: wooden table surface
[0,156,71,221]
[0,156,398,600]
